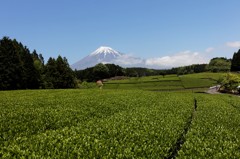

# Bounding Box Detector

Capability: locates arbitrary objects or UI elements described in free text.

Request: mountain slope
[71,46,144,70]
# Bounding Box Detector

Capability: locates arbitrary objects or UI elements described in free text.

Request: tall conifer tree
[231,49,240,71]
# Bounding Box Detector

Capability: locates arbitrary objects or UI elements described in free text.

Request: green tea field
[102,72,223,91]
[1,74,240,158]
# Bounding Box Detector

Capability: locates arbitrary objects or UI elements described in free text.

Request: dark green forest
[231,49,240,71]
[0,37,76,90]
[75,58,232,82]
[0,37,240,90]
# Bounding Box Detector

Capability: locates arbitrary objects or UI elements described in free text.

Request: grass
[103,72,223,91]
[1,88,240,158]
[1,89,194,158]
[1,72,238,158]
[177,94,240,158]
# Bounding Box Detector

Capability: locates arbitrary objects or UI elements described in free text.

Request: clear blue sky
[1,0,240,67]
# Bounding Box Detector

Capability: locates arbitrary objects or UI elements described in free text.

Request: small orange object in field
[96,80,103,89]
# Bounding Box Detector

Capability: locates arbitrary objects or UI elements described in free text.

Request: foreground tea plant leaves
[0,89,239,158]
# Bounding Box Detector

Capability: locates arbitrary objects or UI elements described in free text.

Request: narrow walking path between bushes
[206,86,240,97]
[206,86,221,94]
[166,98,198,159]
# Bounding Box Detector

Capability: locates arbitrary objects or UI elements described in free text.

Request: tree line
[0,37,76,90]
[74,64,164,82]
[75,58,233,82]
[1,36,240,90]
[231,49,240,71]
[168,57,231,75]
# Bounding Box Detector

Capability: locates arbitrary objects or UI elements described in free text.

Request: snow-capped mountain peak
[90,46,122,57]
[71,46,145,70]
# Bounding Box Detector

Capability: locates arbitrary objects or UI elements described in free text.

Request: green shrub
[219,73,240,93]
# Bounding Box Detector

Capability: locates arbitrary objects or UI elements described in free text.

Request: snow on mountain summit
[71,46,124,70]
[71,46,145,70]
[90,46,122,57]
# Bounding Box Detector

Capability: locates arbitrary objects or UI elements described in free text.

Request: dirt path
[206,88,221,94]
[206,87,240,98]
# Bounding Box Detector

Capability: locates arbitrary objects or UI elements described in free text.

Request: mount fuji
[71,46,145,70]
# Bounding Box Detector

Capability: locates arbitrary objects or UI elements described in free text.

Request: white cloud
[145,51,209,68]
[205,47,214,53]
[226,41,240,48]
[114,54,144,65]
